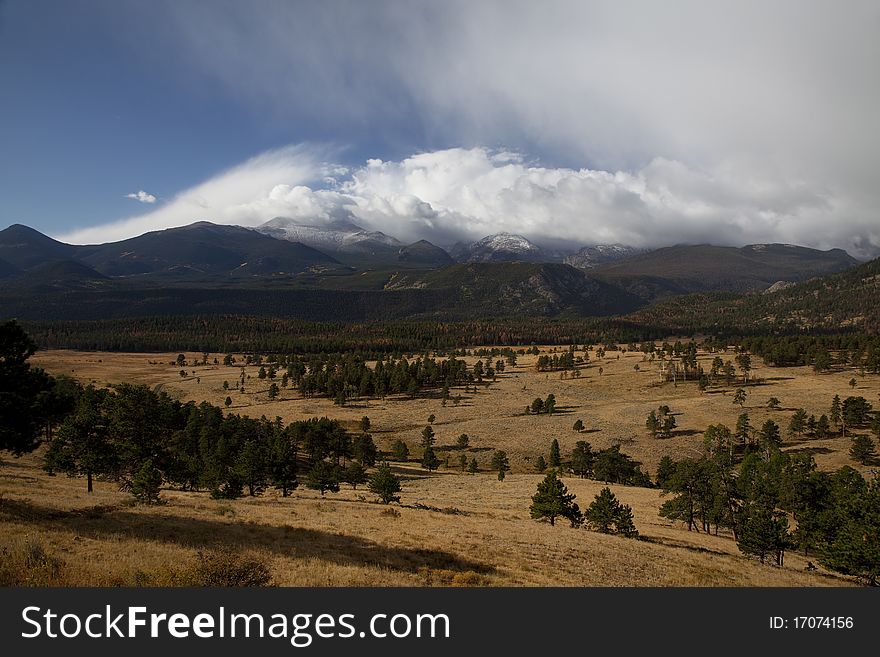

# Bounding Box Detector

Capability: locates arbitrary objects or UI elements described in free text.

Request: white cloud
[60,145,880,259]
[125,190,157,204]
[61,144,326,244]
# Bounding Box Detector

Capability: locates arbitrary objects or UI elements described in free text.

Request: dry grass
[12,345,877,587]
[0,450,856,587]
[32,347,880,475]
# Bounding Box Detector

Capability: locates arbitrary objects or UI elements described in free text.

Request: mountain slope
[383,262,643,317]
[0,223,81,269]
[625,255,880,334]
[76,222,341,278]
[258,217,401,255]
[450,233,551,263]
[564,244,647,269]
[593,243,858,301]
[397,240,453,266]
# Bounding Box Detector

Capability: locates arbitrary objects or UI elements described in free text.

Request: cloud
[84,1,879,255]
[61,144,326,244]
[125,190,157,204]
[60,145,880,259]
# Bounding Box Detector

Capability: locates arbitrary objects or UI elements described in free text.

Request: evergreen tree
[549,439,561,467]
[850,435,876,465]
[421,445,441,471]
[585,487,638,537]
[391,440,410,461]
[645,410,660,438]
[491,450,510,480]
[456,433,470,449]
[369,462,401,504]
[458,453,468,471]
[821,477,880,585]
[830,394,842,429]
[535,455,547,473]
[569,441,594,478]
[529,471,581,527]
[305,460,341,495]
[343,461,368,489]
[655,455,676,489]
[767,397,781,410]
[269,430,298,497]
[359,416,371,433]
[467,457,479,473]
[760,419,782,456]
[735,412,751,452]
[0,320,56,455]
[420,425,436,448]
[44,387,116,493]
[788,409,808,437]
[572,419,584,432]
[733,388,747,408]
[130,458,163,505]
[352,433,378,466]
[815,414,831,438]
[234,438,268,496]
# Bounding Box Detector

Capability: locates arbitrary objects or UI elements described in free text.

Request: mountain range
[0,219,866,323]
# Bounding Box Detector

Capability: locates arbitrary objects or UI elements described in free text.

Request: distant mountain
[625,254,880,334]
[450,232,551,263]
[257,217,401,256]
[0,257,19,279]
[383,262,643,317]
[0,223,80,269]
[75,222,341,278]
[564,244,647,269]
[592,243,858,301]
[397,240,453,266]
[6,259,108,292]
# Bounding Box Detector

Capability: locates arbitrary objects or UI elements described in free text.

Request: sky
[1,0,879,257]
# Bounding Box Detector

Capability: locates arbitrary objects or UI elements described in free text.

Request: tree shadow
[0,497,495,576]
[784,445,834,455]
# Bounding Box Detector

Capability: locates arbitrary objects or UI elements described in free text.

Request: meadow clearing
[2,345,875,587]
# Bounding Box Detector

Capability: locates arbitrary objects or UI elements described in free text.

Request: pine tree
[570,440,594,478]
[352,433,378,466]
[572,419,584,432]
[130,458,163,505]
[420,425,436,448]
[44,388,116,493]
[585,487,638,537]
[645,410,659,438]
[391,440,409,461]
[788,409,808,437]
[467,457,479,474]
[305,460,341,496]
[733,388,747,408]
[369,462,401,504]
[830,394,842,429]
[530,471,580,527]
[535,455,547,473]
[850,435,876,465]
[343,462,368,489]
[655,455,675,489]
[458,453,468,471]
[816,414,831,438]
[491,450,510,480]
[269,430,298,497]
[421,445,441,471]
[456,433,470,449]
[549,438,561,467]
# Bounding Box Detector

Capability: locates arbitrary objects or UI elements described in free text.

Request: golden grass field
[2,346,876,587]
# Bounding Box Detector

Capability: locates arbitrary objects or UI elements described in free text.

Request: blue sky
[2,1,879,256]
